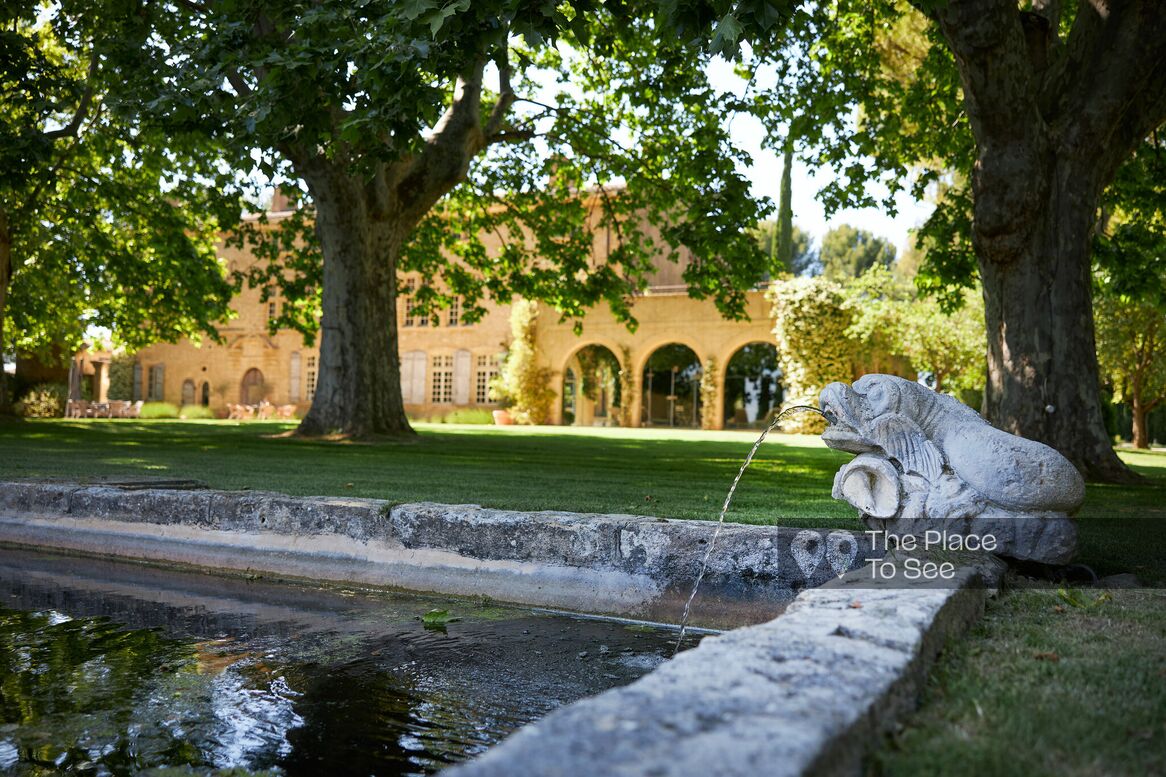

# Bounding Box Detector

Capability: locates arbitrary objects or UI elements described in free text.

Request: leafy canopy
[123,1,772,342]
[1,1,242,359]
[819,224,896,280]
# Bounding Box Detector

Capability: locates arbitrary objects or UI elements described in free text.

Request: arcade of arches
[543,290,784,429]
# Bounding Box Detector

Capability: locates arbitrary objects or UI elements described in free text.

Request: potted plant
[488,369,514,425]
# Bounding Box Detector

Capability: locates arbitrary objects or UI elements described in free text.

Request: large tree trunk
[295,167,413,438]
[0,209,11,414]
[282,61,503,437]
[935,0,1166,482]
[978,160,1131,480]
[1131,397,1150,450]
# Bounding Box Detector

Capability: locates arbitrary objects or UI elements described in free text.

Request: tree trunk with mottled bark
[295,165,412,438]
[1132,396,1151,450]
[977,159,1123,477]
[0,209,11,414]
[288,60,504,438]
[934,0,1166,482]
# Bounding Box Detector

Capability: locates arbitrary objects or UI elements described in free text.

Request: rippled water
[0,548,697,776]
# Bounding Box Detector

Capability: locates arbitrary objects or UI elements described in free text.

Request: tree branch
[42,52,99,141]
[486,129,538,145]
[394,59,488,225]
[929,0,1049,263]
[1044,0,1166,181]
[484,48,516,137]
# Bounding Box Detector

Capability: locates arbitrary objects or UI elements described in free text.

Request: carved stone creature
[819,374,1084,565]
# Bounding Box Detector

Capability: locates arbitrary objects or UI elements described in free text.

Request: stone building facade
[134,206,783,429]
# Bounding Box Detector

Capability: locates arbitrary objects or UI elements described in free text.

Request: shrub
[178,404,215,420]
[139,401,179,419]
[490,301,556,424]
[699,358,719,430]
[769,276,854,433]
[107,354,136,400]
[15,384,67,418]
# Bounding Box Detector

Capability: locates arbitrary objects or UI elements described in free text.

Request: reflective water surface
[0,548,695,776]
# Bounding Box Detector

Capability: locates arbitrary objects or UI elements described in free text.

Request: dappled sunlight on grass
[876,588,1166,776]
[0,419,1161,577]
[0,419,853,528]
[1117,446,1166,476]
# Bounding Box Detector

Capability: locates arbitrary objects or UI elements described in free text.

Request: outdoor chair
[277,404,296,419]
[126,401,143,419]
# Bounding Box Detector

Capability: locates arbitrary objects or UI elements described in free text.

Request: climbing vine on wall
[769,276,855,433]
[618,346,635,427]
[699,357,719,430]
[490,301,556,425]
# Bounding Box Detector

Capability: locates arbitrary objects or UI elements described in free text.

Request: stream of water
[673,405,826,653]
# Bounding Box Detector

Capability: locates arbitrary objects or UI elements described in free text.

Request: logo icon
[826,531,859,577]
[790,531,825,579]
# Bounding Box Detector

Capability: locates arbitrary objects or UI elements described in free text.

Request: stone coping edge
[0,481,882,629]
[448,560,998,777]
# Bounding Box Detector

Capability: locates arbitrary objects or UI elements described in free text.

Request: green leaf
[421,608,460,627]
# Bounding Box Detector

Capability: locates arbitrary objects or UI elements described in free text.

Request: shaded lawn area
[874,588,1166,777]
[0,418,1162,582]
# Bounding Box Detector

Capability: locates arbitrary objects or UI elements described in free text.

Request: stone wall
[0,481,881,629]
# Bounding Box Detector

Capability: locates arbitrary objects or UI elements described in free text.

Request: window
[306,355,317,401]
[403,279,427,327]
[181,379,195,406]
[147,365,165,401]
[266,286,278,322]
[448,296,460,327]
[431,355,454,403]
[403,280,415,327]
[475,354,499,404]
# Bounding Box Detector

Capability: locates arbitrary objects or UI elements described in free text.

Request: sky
[703,58,934,256]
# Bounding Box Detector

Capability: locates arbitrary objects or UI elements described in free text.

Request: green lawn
[1,418,1164,774]
[0,418,855,525]
[874,588,1166,777]
[0,418,1162,581]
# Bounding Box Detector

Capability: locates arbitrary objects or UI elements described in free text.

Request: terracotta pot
[492,409,514,426]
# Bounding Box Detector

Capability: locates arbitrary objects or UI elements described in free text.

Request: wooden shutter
[453,350,471,405]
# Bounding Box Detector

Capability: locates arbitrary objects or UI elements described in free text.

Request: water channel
[0,548,698,776]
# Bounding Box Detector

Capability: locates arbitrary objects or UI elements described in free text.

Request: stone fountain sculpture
[819,374,1084,565]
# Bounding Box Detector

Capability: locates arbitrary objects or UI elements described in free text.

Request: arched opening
[723,343,783,429]
[181,379,196,406]
[240,368,266,405]
[641,344,702,428]
[200,381,210,407]
[562,344,622,426]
